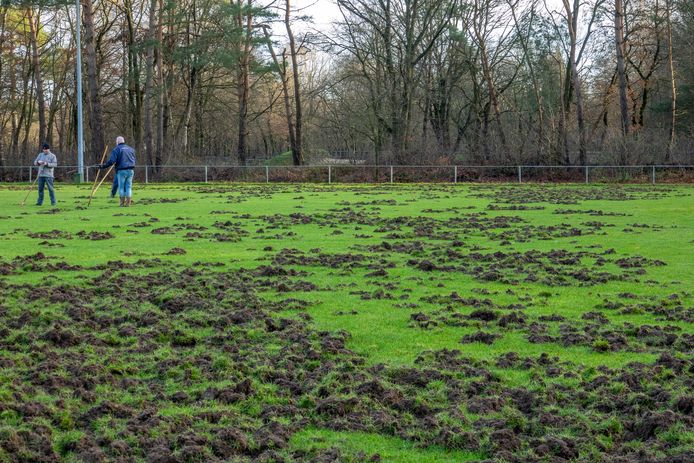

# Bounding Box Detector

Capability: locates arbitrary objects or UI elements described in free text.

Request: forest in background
[0,0,692,169]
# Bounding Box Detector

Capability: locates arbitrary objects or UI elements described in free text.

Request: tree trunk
[124,0,142,150]
[82,0,105,163]
[15,50,33,161]
[285,0,302,165]
[665,0,676,162]
[144,0,157,167]
[263,27,296,165]
[556,58,569,165]
[563,0,586,165]
[27,8,47,145]
[0,7,7,169]
[473,1,508,161]
[235,0,253,166]
[509,0,544,160]
[156,0,164,169]
[615,0,629,139]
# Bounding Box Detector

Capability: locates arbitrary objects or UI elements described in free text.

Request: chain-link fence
[0,164,692,184]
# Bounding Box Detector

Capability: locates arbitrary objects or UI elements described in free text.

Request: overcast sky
[290,0,569,33]
[296,0,342,29]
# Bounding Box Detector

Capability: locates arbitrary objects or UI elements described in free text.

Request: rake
[87,147,110,207]
[19,174,39,207]
[90,165,115,203]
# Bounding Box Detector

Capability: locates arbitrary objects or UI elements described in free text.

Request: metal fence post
[585,166,589,184]
[518,166,522,183]
[85,167,89,183]
[328,165,332,184]
[204,165,208,183]
[390,165,393,183]
[454,165,457,183]
[29,166,32,183]
[265,165,269,183]
[145,166,149,184]
[652,165,656,185]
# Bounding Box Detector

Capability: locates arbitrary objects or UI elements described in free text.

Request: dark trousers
[37,176,56,206]
[111,175,118,197]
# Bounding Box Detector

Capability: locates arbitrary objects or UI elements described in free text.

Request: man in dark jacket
[99,136,136,207]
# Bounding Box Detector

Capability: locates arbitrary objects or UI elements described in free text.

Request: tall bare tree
[562,0,587,165]
[81,0,105,163]
[26,7,47,145]
[284,0,302,165]
[665,0,676,161]
[615,0,629,139]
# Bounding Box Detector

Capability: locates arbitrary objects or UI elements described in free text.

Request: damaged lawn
[0,183,692,462]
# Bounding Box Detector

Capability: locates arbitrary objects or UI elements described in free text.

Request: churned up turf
[0,182,692,463]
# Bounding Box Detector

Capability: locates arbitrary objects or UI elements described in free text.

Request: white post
[145,165,148,184]
[518,166,522,183]
[390,165,393,183]
[29,166,32,183]
[265,165,269,183]
[75,0,84,182]
[454,165,457,183]
[652,165,656,185]
[204,165,208,183]
[85,166,89,183]
[585,166,589,184]
[328,165,332,184]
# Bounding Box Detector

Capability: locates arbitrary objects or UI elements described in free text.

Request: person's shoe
[35,203,42,206]
[126,197,132,207]
[119,197,125,207]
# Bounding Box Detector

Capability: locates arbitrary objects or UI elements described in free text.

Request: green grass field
[0,182,692,462]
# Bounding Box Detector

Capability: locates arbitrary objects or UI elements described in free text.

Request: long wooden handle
[87,165,115,207]
[19,173,39,206]
[89,146,110,195]
[87,147,110,205]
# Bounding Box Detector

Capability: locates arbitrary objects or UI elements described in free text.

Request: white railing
[0,164,692,184]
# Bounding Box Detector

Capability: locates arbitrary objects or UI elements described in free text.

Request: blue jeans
[111,175,118,197]
[117,169,134,197]
[37,176,56,205]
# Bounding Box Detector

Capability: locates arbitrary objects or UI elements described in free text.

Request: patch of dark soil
[151,227,176,235]
[37,240,65,247]
[42,324,82,347]
[165,247,187,255]
[489,428,521,453]
[461,331,500,345]
[616,256,666,268]
[673,396,694,415]
[272,248,367,269]
[409,312,437,329]
[407,248,662,286]
[469,185,674,204]
[77,230,115,240]
[316,396,359,418]
[468,309,499,322]
[498,312,526,327]
[532,436,578,459]
[28,229,73,240]
[625,410,677,441]
[137,197,188,205]
[554,208,630,216]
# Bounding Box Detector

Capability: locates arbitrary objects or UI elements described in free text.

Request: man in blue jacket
[99,136,136,207]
